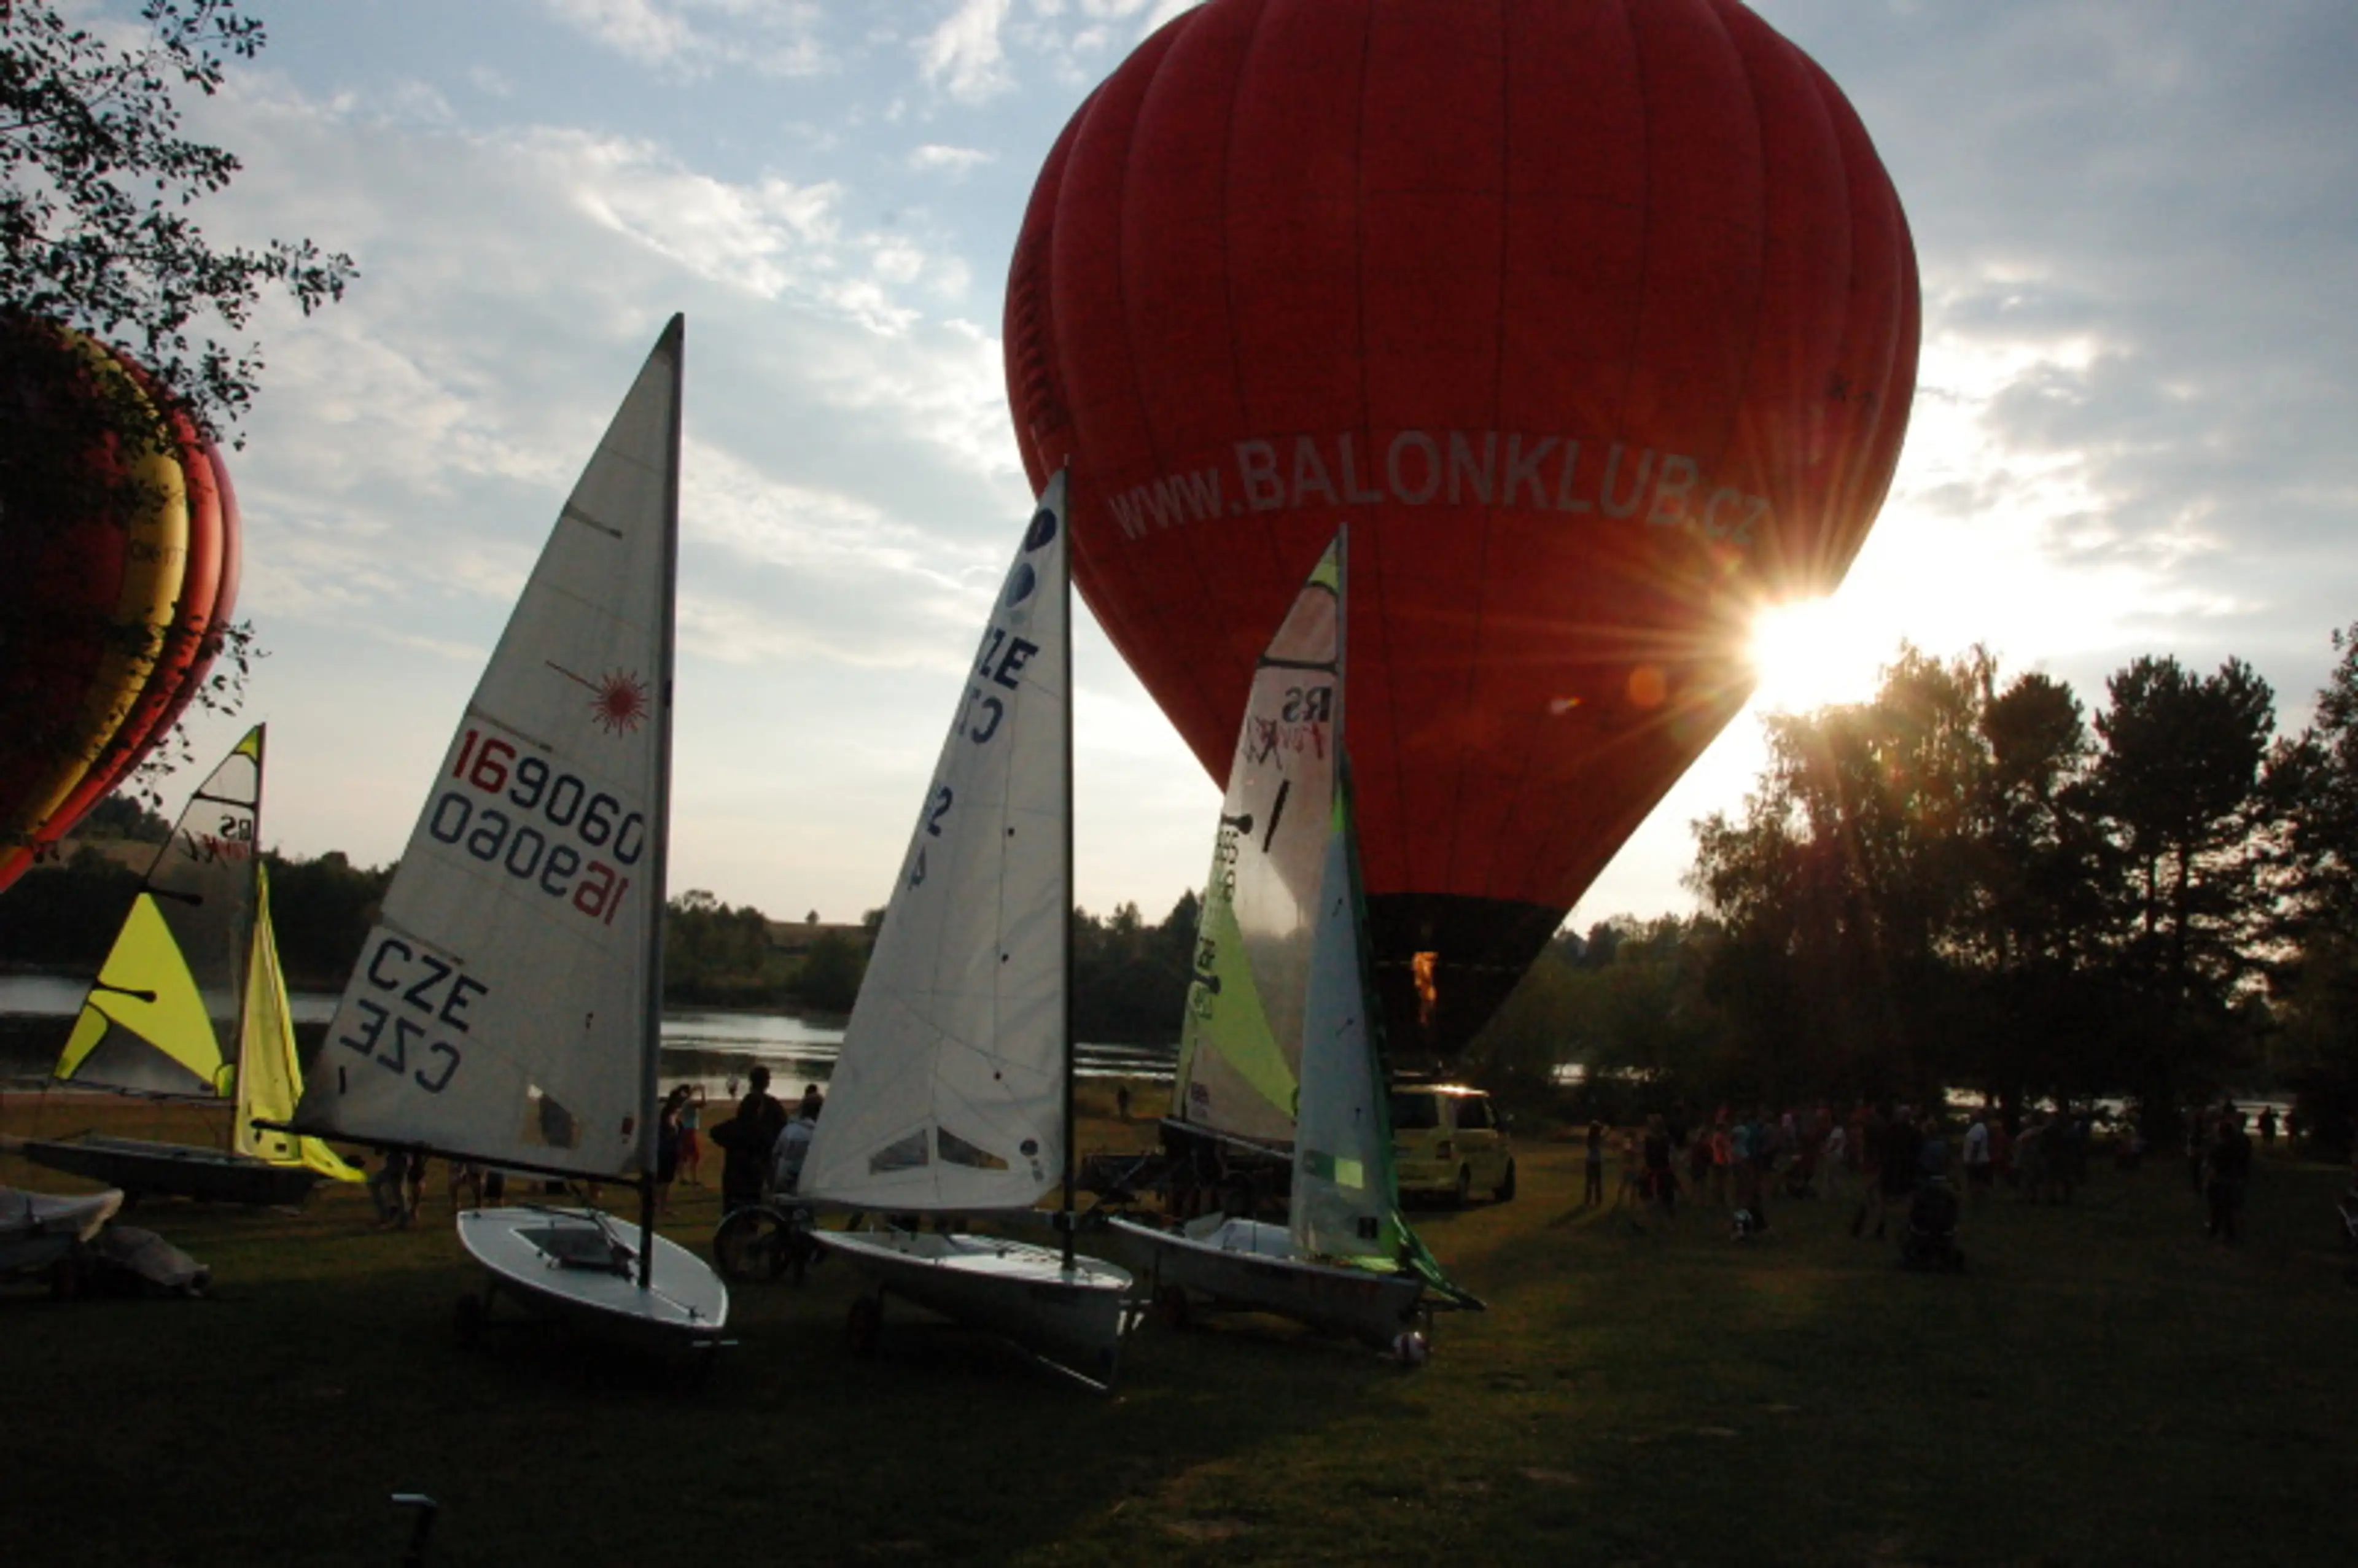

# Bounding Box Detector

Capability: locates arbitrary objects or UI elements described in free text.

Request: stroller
[1900,1176,1964,1271]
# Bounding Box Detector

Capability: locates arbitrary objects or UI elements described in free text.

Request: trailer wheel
[1154,1283,1193,1330]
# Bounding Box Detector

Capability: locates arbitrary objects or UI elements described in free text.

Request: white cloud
[919,0,1014,102]
[908,143,993,176]
[536,0,829,79]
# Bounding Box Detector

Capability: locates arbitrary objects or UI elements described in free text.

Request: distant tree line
[1464,632,2358,1149]
[0,834,1208,1040]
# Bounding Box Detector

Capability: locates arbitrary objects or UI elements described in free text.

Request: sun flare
[1745,596,1888,715]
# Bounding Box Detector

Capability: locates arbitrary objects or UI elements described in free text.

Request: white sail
[1168,541,1341,1147]
[801,475,1070,1213]
[292,319,682,1181]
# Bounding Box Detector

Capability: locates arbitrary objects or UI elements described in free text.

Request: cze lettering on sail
[335,934,486,1095]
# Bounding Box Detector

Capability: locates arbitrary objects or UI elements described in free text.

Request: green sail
[1168,542,1342,1146]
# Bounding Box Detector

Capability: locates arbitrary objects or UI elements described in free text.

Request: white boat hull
[1111,1214,1425,1349]
[817,1226,1135,1390]
[0,1185,123,1276]
[457,1206,728,1354]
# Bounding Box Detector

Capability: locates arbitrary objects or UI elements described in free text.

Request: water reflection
[1,974,1173,1089]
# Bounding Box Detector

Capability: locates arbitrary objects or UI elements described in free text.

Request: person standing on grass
[655,1086,687,1216]
[1710,1114,1734,1209]
[1962,1110,1993,1202]
[677,1084,706,1186]
[1820,1119,1848,1205]
[1583,1118,1606,1207]
[2205,1106,2253,1242]
[1643,1112,1677,1221]
[714,1066,788,1216]
[1611,1132,1646,1221]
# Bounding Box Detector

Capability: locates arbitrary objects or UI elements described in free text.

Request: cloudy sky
[91,0,2358,929]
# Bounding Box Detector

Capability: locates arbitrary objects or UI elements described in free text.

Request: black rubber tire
[1155,1283,1193,1330]
[1493,1160,1518,1203]
[712,1207,788,1283]
[846,1294,883,1357]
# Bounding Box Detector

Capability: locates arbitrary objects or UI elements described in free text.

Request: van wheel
[1493,1160,1517,1203]
[1454,1166,1473,1208]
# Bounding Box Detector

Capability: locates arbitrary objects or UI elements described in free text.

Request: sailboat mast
[1057,473,1078,1273]
[230,723,267,1147]
[636,314,686,1290]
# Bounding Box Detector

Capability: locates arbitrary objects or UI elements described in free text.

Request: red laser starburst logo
[549,662,652,735]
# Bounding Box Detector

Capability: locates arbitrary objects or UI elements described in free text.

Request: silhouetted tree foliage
[1485,643,2295,1130]
[80,791,169,842]
[665,889,793,1008]
[263,849,391,988]
[2,1,356,797]
[1071,892,1198,1044]
[2268,624,2358,1148]
[0,844,141,966]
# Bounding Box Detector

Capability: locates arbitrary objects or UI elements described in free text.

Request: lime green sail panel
[55,891,227,1096]
[1169,540,1341,1147]
[236,865,361,1181]
[56,726,261,1096]
[1290,761,1470,1305]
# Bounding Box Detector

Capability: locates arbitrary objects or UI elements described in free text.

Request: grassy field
[4,1084,2353,1567]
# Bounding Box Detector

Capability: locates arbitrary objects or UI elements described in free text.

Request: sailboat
[799,471,1135,1391]
[274,317,726,1359]
[19,725,362,1206]
[1110,533,1475,1353]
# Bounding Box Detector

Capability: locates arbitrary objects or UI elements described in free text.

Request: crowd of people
[1570,1095,2302,1252]
[357,1065,831,1228]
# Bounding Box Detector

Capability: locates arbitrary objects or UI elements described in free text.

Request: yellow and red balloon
[0,325,240,895]
[1005,0,1920,1050]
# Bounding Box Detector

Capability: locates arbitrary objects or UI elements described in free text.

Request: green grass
[6,1091,2354,1567]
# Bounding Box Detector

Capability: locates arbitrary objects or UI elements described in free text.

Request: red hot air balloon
[1006,0,1920,1054]
[0,320,238,895]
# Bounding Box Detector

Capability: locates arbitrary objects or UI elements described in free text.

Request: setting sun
[1745,596,1890,715]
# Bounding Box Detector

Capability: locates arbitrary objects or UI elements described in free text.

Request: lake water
[0,972,1173,1092]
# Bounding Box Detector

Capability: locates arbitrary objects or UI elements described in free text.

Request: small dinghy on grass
[801,475,1137,1392]
[269,319,727,1372]
[22,728,361,1207]
[457,1207,726,1355]
[1109,532,1477,1357]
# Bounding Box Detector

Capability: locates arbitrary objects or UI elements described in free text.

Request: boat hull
[19,1135,322,1207]
[816,1226,1135,1389]
[457,1206,730,1355]
[0,1184,123,1276]
[1111,1214,1425,1349]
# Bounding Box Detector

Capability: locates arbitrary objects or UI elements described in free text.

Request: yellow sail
[235,865,361,1181]
[55,890,228,1095]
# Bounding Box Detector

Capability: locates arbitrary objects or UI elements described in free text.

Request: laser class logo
[548,662,652,734]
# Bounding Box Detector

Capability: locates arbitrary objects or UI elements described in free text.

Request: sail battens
[559,501,626,539]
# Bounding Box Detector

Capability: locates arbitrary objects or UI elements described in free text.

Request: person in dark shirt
[2205,1106,2253,1243]
[1643,1113,1677,1219]
[715,1066,788,1216]
[1583,1119,1606,1207]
